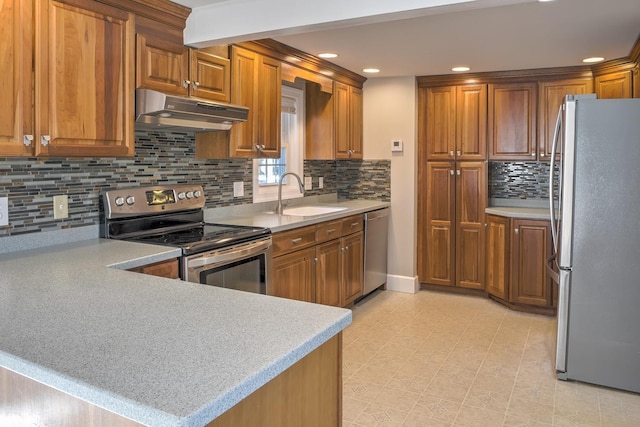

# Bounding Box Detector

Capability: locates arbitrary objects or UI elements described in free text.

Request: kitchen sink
[281,206,347,216]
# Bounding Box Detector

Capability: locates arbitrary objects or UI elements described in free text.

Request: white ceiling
[173,0,640,78]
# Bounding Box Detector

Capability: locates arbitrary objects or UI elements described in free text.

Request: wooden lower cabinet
[128,258,179,279]
[271,215,364,307]
[486,214,554,313]
[271,247,316,303]
[1,335,343,427]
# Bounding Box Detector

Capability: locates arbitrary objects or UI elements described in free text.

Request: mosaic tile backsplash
[489,161,559,200]
[0,132,390,237]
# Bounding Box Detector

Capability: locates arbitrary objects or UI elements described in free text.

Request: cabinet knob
[183,80,191,88]
[41,135,50,147]
[457,150,461,156]
[531,152,536,157]
[450,151,454,157]
[484,223,488,228]
[540,152,545,157]
[515,228,519,234]
[450,170,454,175]
[23,135,33,146]
[456,170,461,176]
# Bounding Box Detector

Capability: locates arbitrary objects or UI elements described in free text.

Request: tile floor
[342,289,640,427]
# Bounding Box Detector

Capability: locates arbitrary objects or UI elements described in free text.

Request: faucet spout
[276,172,305,215]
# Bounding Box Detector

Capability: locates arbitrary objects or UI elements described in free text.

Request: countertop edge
[485,206,552,220]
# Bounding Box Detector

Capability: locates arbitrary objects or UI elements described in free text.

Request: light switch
[233,181,244,197]
[304,176,312,190]
[0,197,8,226]
[53,195,68,219]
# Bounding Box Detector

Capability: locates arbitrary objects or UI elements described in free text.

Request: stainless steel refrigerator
[548,94,640,393]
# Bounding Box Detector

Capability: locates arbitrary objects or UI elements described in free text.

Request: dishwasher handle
[365,208,389,221]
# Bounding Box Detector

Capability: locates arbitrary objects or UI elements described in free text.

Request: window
[253,85,304,203]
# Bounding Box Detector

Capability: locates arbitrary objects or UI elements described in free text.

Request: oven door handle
[187,238,272,269]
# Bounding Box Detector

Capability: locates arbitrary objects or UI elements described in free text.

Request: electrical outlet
[53,195,69,219]
[318,177,324,189]
[0,197,8,227]
[304,176,312,190]
[233,181,244,197]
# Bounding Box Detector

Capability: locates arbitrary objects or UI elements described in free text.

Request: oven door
[183,237,273,294]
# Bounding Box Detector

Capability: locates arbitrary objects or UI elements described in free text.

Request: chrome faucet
[276,172,305,215]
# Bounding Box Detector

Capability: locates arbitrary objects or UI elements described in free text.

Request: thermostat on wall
[391,140,404,152]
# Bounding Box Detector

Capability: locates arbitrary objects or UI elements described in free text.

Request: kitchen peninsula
[0,238,351,426]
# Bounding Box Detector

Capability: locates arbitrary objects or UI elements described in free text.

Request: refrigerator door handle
[549,104,563,250]
[545,254,559,284]
[552,265,571,375]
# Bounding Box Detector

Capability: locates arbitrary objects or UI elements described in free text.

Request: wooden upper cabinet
[136,34,231,103]
[36,0,135,157]
[424,84,487,161]
[335,82,363,159]
[488,82,537,161]
[0,0,33,157]
[634,64,640,99]
[538,78,593,160]
[457,85,487,160]
[595,70,632,99]
[227,46,281,158]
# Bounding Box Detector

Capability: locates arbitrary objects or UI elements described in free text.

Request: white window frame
[253,85,304,203]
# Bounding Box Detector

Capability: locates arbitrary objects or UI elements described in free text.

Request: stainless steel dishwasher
[363,208,389,296]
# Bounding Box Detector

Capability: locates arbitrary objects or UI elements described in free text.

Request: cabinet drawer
[341,215,363,235]
[273,226,316,257]
[316,220,343,243]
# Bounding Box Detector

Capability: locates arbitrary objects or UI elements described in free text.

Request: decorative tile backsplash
[337,160,391,201]
[489,161,558,200]
[0,132,391,237]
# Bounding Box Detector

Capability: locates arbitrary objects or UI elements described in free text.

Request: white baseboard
[385,274,419,294]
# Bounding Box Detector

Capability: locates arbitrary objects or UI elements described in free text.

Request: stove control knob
[126,196,135,205]
[194,190,202,198]
[186,191,194,199]
[177,192,186,200]
[114,196,125,206]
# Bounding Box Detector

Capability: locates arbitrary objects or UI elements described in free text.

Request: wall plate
[53,195,69,219]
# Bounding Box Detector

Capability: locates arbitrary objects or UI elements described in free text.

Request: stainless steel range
[101,184,272,294]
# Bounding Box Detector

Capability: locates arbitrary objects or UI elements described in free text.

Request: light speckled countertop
[485,198,552,220]
[205,199,390,232]
[0,239,351,426]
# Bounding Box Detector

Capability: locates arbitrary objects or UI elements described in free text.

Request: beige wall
[363,77,419,293]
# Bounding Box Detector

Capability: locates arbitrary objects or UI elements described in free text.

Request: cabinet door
[424,86,456,161]
[510,219,552,307]
[36,0,134,157]
[488,82,537,160]
[595,71,632,99]
[485,215,510,300]
[255,54,281,158]
[455,162,486,290]
[420,161,455,286]
[189,50,231,103]
[456,85,487,160]
[334,81,351,159]
[349,85,363,159]
[229,46,258,157]
[538,78,593,159]
[0,0,33,156]
[315,240,342,307]
[136,34,189,96]
[271,248,316,303]
[341,232,364,306]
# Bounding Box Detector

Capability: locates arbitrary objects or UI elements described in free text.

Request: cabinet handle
[183,80,191,88]
[450,170,454,175]
[261,144,266,150]
[314,257,318,264]
[531,152,536,157]
[23,135,33,146]
[41,135,50,147]
[540,152,545,157]
[255,144,263,151]
[291,238,303,244]
[456,170,461,176]
[484,223,488,228]
[192,81,200,89]
[457,150,461,156]
[515,228,519,234]
[326,229,336,234]
[350,222,359,228]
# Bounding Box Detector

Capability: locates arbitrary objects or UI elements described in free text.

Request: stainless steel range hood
[135,88,249,132]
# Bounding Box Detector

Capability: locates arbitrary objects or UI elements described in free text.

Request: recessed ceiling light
[318,53,338,59]
[452,66,471,72]
[363,68,380,73]
[582,57,605,63]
